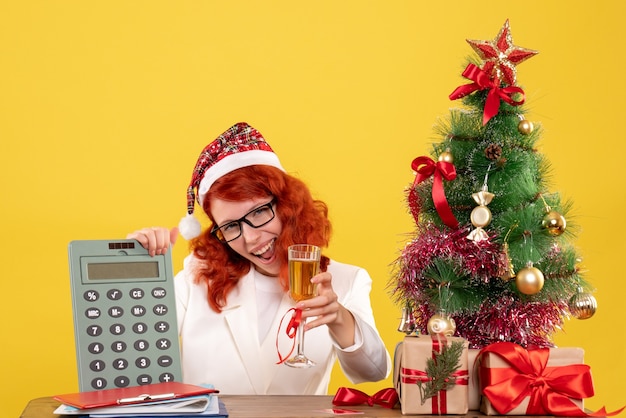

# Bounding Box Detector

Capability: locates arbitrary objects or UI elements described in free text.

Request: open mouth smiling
[252,239,276,260]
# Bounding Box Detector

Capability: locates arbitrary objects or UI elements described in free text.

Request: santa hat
[178,122,284,240]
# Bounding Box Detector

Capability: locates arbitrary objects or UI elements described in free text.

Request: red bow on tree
[411,156,459,229]
[449,63,525,125]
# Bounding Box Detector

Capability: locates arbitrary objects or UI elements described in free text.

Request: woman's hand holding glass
[296,270,357,350]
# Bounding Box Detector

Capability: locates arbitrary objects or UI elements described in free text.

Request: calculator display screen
[87,261,159,280]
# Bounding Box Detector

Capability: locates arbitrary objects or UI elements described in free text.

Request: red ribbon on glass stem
[332,387,399,409]
[449,63,525,125]
[275,307,302,364]
[411,156,459,229]
[479,342,624,417]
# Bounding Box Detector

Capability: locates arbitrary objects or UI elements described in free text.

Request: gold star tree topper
[466,19,538,86]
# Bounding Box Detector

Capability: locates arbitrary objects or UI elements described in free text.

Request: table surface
[20,395,560,418]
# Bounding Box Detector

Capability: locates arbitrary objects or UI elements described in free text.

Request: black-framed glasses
[211,199,277,243]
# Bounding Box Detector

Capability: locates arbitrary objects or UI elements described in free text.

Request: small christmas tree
[391,20,598,349]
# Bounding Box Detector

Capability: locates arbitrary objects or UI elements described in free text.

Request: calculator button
[85,308,101,319]
[137,374,152,385]
[107,289,123,300]
[131,305,147,317]
[159,373,174,383]
[108,306,124,318]
[89,359,106,372]
[86,325,102,337]
[152,287,167,298]
[109,323,126,335]
[83,290,99,302]
[158,355,173,367]
[156,338,172,350]
[134,340,149,351]
[133,322,148,334]
[114,376,131,387]
[111,341,127,353]
[136,357,151,368]
[130,288,145,299]
[153,304,168,315]
[113,358,129,370]
[155,321,169,333]
[91,377,107,390]
[88,342,104,354]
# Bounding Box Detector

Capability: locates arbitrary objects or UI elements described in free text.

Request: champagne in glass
[285,244,320,368]
[289,258,319,301]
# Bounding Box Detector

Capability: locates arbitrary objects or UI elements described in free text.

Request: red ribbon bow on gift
[332,387,399,409]
[479,342,625,417]
[449,63,525,125]
[411,156,459,229]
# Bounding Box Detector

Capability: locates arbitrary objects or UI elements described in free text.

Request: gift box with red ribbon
[394,334,469,415]
[468,348,481,411]
[479,342,591,416]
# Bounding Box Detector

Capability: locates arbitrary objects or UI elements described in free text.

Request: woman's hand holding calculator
[127,227,179,257]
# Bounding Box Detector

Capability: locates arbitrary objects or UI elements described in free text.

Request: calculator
[68,239,182,392]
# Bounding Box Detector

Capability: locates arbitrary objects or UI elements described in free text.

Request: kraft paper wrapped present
[478,342,590,416]
[468,348,481,410]
[394,334,469,415]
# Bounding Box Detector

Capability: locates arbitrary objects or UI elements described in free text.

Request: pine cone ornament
[484,143,502,161]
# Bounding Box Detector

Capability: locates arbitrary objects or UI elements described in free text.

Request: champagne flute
[285,244,321,368]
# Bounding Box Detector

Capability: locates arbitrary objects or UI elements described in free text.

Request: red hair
[190,165,331,312]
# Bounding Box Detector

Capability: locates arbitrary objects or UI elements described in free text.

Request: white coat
[174,255,391,395]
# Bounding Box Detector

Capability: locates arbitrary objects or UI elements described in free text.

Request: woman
[128,122,391,395]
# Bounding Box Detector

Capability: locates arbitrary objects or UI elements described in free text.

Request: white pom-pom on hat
[181,122,284,240]
[179,213,202,240]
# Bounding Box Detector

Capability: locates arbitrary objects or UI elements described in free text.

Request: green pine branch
[417,340,465,405]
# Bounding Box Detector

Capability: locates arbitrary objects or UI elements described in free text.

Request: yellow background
[2,1,624,416]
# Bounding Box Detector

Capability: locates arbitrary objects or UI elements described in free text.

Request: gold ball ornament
[518,119,534,135]
[427,312,457,336]
[438,151,454,163]
[542,210,567,236]
[568,290,597,320]
[515,265,545,295]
